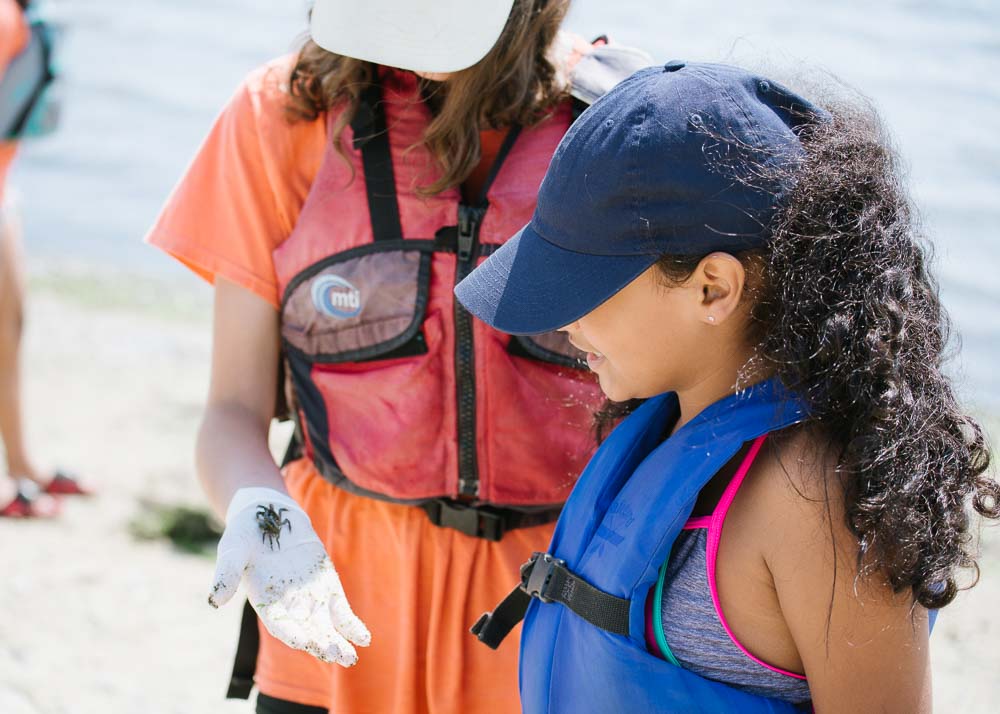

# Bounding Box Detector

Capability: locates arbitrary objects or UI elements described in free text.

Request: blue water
[10,0,1000,410]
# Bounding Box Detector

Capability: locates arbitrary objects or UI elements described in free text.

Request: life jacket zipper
[451,125,522,500]
[454,204,487,497]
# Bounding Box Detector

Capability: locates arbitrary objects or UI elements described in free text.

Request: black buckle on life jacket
[522,551,566,603]
[456,204,487,261]
[468,552,566,649]
[470,550,632,649]
[421,499,505,541]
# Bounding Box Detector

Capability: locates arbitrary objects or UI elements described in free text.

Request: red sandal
[0,481,61,518]
[42,471,93,496]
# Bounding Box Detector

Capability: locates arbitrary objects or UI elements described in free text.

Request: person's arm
[762,441,932,713]
[197,275,371,665]
[196,275,285,518]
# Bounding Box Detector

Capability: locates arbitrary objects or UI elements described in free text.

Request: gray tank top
[652,435,812,706]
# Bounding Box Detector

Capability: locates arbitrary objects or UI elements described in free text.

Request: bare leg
[0,206,43,486]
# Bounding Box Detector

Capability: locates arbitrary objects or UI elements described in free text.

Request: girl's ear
[695,253,746,326]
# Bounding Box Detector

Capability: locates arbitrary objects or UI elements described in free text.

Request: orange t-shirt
[147,55,324,307]
[0,0,29,203]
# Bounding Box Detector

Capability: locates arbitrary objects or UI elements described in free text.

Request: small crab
[256,504,292,550]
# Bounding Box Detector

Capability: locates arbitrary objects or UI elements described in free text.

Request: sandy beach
[0,271,997,713]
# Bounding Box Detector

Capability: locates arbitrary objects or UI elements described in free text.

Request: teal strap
[653,559,681,666]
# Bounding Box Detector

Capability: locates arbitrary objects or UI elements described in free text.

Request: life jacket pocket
[280,241,452,500]
[281,241,433,363]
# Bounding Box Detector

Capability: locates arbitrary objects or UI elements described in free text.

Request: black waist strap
[284,423,561,541]
[420,500,562,542]
[471,551,631,649]
[226,600,260,699]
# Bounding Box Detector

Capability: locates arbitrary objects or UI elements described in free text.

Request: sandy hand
[208,487,371,666]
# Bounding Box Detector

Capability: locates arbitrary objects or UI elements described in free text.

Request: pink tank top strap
[712,434,768,523]
[705,433,808,680]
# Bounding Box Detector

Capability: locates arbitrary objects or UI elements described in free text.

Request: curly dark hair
[597,91,998,610]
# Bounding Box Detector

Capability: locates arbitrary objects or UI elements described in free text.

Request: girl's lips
[586,352,606,370]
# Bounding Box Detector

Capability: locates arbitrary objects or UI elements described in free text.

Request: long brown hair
[287,0,571,194]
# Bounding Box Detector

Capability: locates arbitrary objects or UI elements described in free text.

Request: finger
[329,594,371,648]
[264,604,357,666]
[306,603,360,666]
[319,628,359,668]
[208,541,248,609]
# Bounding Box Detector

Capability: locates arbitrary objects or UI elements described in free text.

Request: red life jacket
[274,66,603,512]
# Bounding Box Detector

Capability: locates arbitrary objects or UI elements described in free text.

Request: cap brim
[310,0,515,74]
[455,223,657,335]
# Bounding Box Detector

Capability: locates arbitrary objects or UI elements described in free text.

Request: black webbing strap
[351,72,403,242]
[420,499,562,542]
[470,585,532,649]
[256,693,329,714]
[226,599,260,699]
[471,552,631,649]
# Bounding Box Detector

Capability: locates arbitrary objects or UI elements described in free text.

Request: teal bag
[0,5,60,140]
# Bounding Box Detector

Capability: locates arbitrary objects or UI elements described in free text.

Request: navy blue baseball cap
[455,61,829,335]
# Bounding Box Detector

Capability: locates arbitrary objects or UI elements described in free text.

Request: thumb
[208,538,248,609]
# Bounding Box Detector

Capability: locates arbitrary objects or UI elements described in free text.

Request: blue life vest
[519,379,810,713]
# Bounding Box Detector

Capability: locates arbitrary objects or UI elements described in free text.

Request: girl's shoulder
[737,426,849,554]
[750,426,838,500]
[736,431,931,710]
[736,423,917,608]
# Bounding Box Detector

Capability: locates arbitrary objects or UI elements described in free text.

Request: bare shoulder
[739,426,849,561]
[747,425,903,600]
[740,425,932,713]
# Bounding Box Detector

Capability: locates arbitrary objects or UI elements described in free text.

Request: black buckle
[456,204,486,261]
[522,552,565,603]
[424,500,505,541]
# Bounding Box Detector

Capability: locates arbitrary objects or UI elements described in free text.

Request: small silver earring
[707,315,716,324]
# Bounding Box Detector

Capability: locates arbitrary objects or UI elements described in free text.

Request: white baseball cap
[310,0,518,73]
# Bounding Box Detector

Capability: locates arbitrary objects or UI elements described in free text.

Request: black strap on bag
[227,600,260,699]
[471,552,631,649]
